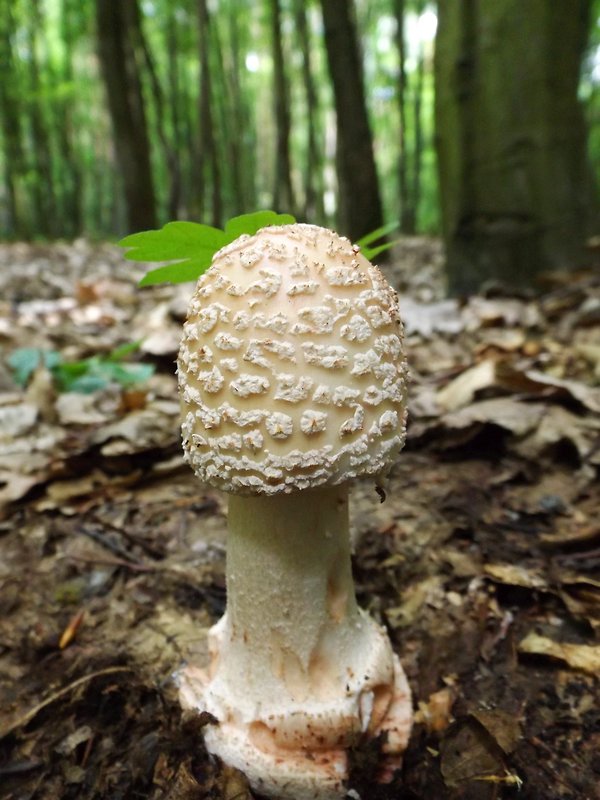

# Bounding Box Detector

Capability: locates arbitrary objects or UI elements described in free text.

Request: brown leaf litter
[0,239,598,800]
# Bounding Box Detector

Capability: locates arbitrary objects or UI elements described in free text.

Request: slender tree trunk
[294,0,324,222]
[411,30,425,234]
[165,8,183,218]
[320,0,384,242]
[226,2,250,214]
[270,0,296,215]
[132,0,181,222]
[196,0,222,227]
[210,15,237,221]
[177,8,198,220]
[436,0,597,292]
[56,0,82,236]
[27,0,56,237]
[393,0,413,233]
[0,3,26,237]
[95,0,156,232]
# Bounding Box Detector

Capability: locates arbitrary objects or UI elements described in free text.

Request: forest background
[1,4,600,797]
[2,0,599,292]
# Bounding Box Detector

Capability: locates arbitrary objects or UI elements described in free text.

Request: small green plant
[356,221,401,261]
[120,210,296,286]
[9,341,155,394]
[120,210,401,286]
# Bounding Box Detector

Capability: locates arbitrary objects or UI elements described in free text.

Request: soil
[0,238,598,800]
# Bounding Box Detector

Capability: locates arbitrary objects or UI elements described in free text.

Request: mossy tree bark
[436,0,597,293]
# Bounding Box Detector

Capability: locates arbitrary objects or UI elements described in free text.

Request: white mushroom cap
[178,223,408,495]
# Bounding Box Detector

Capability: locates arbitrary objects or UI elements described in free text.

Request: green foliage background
[2,0,600,242]
[0,0,439,239]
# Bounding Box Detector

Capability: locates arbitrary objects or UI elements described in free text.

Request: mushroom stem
[224,485,359,694]
[180,485,413,797]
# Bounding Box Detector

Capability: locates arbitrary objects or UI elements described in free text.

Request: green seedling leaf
[362,239,402,261]
[55,355,155,394]
[8,348,61,387]
[54,357,101,392]
[105,362,155,386]
[224,210,296,240]
[9,345,155,395]
[121,210,297,286]
[60,372,110,394]
[139,258,213,287]
[356,220,400,249]
[120,221,228,262]
[107,340,143,362]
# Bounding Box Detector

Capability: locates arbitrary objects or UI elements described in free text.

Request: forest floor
[0,238,598,800]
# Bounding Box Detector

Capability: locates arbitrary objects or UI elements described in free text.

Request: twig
[79,526,141,563]
[65,554,157,572]
[0,666,133,740]
[89,512,165,559]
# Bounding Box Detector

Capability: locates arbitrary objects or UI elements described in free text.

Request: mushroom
[177,224,412,799]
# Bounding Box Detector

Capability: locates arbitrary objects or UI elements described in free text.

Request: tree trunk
[165,8,183,219]
[226,1,254,214]
[436,0,597,293]
[27,0,56,238]
[294,0,324,222]
[197,0,222,227]
[270,0,296,215]
[393,0,413,234]
[56,0,82,236]
[320,0,384,242]
[132,0,181,222]
[0,3,26,237]
[412,29,425,234]
[95,0,156,232]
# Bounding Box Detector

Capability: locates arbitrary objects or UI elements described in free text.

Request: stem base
[179,625,412,799]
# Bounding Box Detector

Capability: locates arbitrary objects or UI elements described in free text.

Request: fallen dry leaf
[514,404,600,462]
[437,359,497,411]
[0,470,41,507]
[440,715,510,788]
[484,564,547,591]
[0,400,37,437]
[55,391,118,425]
[400,297,463,338]
[497,365,600,413]
[464,296,541,329]
[443,397,545,438]
[470,709,521,755]
[415,686,456,734]
[518,632,600,674]
[385,575,446,628]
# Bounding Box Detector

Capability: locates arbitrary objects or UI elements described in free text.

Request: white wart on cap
[178,223,408,494]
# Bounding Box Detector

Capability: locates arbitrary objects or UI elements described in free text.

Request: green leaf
[120,221,228,262]
[356,221,400,249]
[105,362,155,386]
[8,343,154,395]
[120,210,297,286]
[61,372,110,394]
[107,340,143,361]
[224,210,296,240]
[55,359,92,378]
[8,348,61,387]
[362,239,402,261]
[139,258,213,286]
